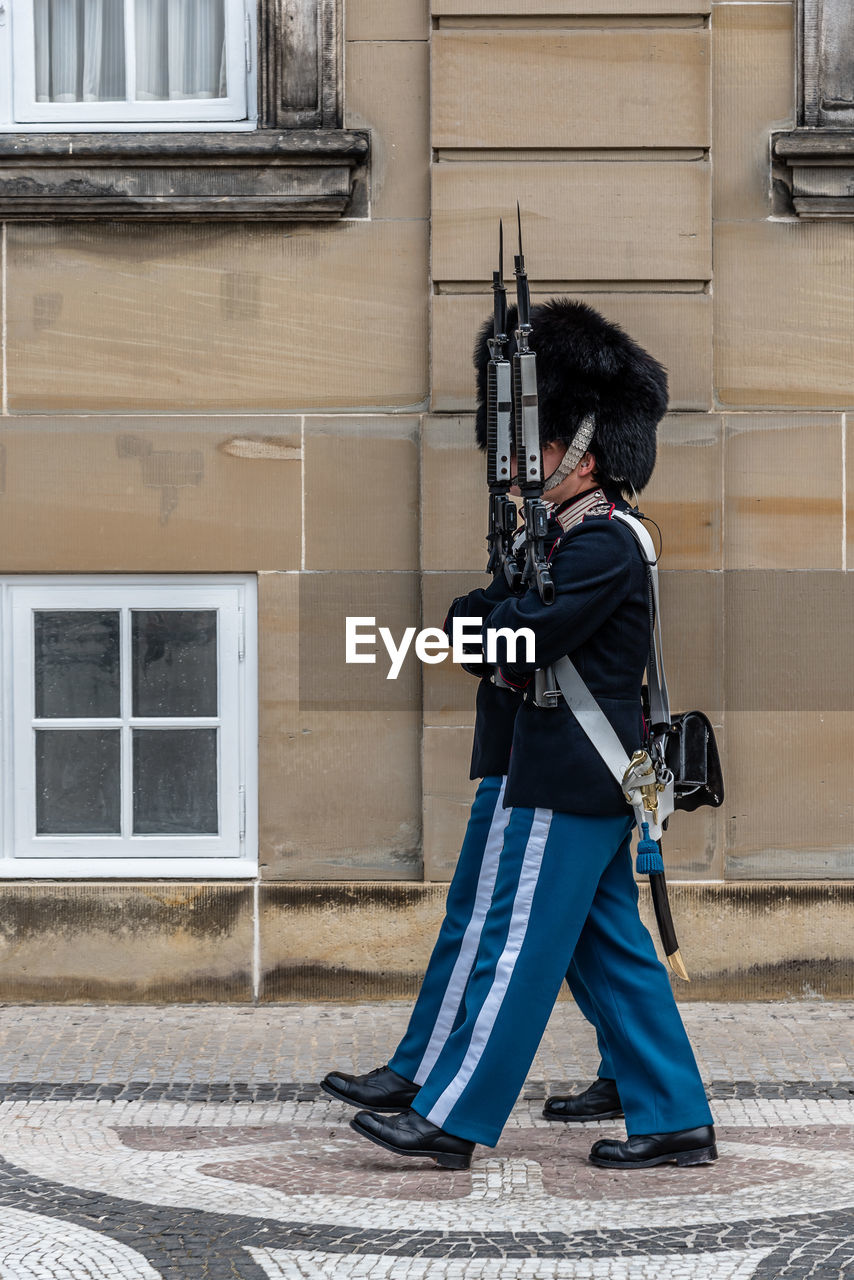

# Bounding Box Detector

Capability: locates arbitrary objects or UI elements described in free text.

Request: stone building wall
[0,0,851,1000]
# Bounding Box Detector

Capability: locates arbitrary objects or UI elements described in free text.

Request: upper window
[799,0,854,128]
[773,1,854,218]
[2,0,254,129]
[0,0,365,220]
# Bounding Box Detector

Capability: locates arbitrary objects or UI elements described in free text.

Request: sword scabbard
[666,948,690,982]
[648,869,690,981]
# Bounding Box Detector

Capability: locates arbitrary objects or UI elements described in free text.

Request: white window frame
[0,0,257,132]
[0,575,257,879]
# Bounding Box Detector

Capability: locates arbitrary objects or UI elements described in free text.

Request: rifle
[513,206,555,605]
[485,221,522,591]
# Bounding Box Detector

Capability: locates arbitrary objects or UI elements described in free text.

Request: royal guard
[321,222,716,1173]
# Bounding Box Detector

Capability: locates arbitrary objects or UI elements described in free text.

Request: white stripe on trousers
[413,777,511,1086]
[425,807,553,1130]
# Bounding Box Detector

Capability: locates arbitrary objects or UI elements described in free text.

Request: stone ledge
[0,130,370,220]
[0,882,254,1001]
[258,880,854,1002]
[0,880,849,1002]
[773,130,854,219]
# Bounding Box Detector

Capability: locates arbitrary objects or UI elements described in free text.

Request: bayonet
[513,205,555,605]
[485,221,520,588]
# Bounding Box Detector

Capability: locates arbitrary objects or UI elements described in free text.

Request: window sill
[0,858,258,878]
[773,130,854,219]
[0,128,370,219]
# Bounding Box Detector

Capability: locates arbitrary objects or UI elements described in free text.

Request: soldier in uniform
[322,299,715,1172]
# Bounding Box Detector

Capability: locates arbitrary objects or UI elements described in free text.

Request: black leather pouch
[659,711,724,812]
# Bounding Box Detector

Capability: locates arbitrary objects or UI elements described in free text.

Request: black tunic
[448,492,649,815]
[444,576,522,780]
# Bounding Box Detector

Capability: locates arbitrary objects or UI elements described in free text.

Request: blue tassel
[636,822,664,876]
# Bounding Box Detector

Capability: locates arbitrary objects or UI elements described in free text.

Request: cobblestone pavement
[0,1001,850,1279]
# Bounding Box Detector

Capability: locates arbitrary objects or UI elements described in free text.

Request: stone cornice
[0,130,370,220]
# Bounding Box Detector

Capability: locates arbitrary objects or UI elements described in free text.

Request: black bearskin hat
[473,298,668,494]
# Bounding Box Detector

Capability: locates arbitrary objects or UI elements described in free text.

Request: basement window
[0,576,257,878]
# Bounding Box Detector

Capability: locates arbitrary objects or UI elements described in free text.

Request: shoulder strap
[551,656,632,785]
[551,655,671,839]
[610,511,671,729]
[547,509,676,839]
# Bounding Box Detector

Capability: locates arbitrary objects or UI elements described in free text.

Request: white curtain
[34,0,125,103]
[33,0,227,104]
[136,0,226,101]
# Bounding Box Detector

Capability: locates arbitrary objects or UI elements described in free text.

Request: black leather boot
[543,1077,624,1122]
[350,1108,475,1170]
[320,1065,418,1112]
[589,1125,717,1168]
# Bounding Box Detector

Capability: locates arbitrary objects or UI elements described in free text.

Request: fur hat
[473,297,668,494]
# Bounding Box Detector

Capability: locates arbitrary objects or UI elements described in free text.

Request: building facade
[0,0,851,1001]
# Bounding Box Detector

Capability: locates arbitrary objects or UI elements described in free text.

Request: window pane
[34,0,126,104]
[36,729,121,834]
[132,611,218,718]
[34,611,121,719]
[133,728,218,834]
[135,0,227,102]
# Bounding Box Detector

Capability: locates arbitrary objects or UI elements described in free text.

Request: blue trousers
[390,775,713,1148]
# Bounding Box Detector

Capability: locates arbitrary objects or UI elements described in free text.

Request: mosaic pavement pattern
[0,1003,850,1279]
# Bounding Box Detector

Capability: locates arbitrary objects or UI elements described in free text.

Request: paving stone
[0,1002,849,1278]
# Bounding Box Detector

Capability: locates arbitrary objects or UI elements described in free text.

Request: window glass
[36,607,220,834]
[34,0,126,103]
[34,610,121,719]
[27,0,230,112]
[36,728,121,834]
[136,0,227,102]
[132,610,218,718]
[133,727,218,834]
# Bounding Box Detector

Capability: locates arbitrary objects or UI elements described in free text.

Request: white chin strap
[543,415,596,492]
